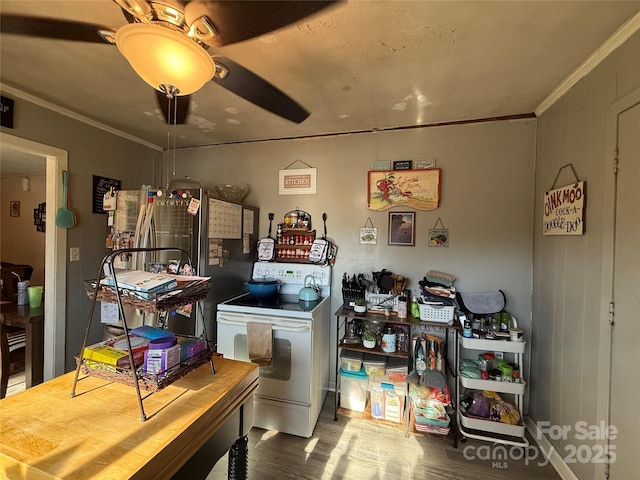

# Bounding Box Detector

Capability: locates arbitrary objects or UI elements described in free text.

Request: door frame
[598,86,640,478]
[0,132,68,380]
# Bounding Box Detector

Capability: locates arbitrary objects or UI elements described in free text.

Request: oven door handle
[218,317,311,333]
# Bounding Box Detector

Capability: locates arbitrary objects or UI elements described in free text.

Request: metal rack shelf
[70,247,213,421]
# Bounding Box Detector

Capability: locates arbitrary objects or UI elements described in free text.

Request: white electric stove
[216,262,332,438]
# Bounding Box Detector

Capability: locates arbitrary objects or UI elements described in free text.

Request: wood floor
[206,393,562,480]
[4,370,25,399]
[6,375,561,480]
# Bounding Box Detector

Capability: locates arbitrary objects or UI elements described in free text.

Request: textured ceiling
[1,0,640,162]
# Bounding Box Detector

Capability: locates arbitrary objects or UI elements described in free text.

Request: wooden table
[0,357,258,479]
[0,302,44,388]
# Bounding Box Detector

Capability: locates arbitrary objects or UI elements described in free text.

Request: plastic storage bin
[340,350,364,372]
[386,356,408,381]
[339,367,368,412]
[363,353,387,376]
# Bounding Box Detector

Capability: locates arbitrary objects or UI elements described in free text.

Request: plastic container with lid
[386,356,408,381]
[340,349,364,372]
[339,367,368,412]
[363,353,387,376]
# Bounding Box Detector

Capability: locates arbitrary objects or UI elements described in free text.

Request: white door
[609,98,640,479]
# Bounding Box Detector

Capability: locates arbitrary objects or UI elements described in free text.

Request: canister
[381,327,396,353]
[501,364,513,382]
[482,352,495,371]
[397,296,407,319]
[509,362,521,382]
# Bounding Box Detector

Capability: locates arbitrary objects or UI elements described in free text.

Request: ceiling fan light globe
[115,23,214,96]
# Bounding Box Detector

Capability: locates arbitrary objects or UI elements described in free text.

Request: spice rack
[275,227,316,262]
[70,247,213,421]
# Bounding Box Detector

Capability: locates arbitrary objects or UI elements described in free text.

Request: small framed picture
[10,201,20,217]
[388,211,415,246]
[393,160,412,170]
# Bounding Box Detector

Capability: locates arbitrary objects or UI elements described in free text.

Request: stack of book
[100,270,178,299]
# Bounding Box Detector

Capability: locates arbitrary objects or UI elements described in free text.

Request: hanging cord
[283,159,314,169]
[549,163,581,191]
[432,217,445,229]
[166,96,171,189]
[363,217,375,228]
[172,94,177,177]
[164,93,178,187]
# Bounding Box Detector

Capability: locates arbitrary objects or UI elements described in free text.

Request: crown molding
[536,11,640,116]
[0,82,163,151]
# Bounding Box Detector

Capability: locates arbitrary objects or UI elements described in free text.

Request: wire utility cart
[70,247,213,421]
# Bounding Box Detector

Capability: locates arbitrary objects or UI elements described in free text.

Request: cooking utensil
[376,269,394,292]
[257,213,276,262]
[422,337,446,388]
[298,275,320,302]
[55,170,77,228]
[245,278,280,298]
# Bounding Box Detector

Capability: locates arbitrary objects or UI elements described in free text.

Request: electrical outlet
[494,351,504,360]
[70,247,80,262]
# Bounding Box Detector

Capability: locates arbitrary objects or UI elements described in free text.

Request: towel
[247,322,273,366]
[425,270,456,287]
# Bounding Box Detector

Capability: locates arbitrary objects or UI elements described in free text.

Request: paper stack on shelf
[100,270,178,298]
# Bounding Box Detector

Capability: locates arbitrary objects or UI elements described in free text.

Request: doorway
[603,89,640,479]
[0,132,67,380]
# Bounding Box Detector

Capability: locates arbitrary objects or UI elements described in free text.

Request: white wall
[171,117,537,391]
[1,174,46,285]
[532,30,640,480]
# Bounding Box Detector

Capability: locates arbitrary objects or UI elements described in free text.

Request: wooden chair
[0,313,26,399]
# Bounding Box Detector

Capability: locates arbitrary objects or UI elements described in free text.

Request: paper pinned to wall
[208,199,242,239]
[100,302,119,324]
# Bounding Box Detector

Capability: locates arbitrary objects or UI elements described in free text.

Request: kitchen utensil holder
[342,286,366,309]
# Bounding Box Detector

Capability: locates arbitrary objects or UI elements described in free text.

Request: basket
[84,279,210,313]
[75,345,215,392]
[418,303,454,323]
[412,403,451,428]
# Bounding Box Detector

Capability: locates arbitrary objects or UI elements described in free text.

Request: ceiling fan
[1,0,338,125]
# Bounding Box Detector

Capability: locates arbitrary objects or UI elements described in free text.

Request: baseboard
[526,418,579,480]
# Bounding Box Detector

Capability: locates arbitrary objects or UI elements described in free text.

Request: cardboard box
[144,344,180,374]
[177,337,207,361]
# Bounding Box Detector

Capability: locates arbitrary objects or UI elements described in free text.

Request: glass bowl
[214,184,249,203]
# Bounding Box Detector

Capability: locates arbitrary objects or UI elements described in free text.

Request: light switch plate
[70,247,80,262]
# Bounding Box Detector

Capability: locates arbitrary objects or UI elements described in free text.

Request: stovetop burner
[224,293,323,312]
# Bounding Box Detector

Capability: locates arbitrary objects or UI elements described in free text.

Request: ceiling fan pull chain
[172,94,177,177]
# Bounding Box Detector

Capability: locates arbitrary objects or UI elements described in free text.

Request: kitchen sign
[543,181,585,235]
[279,168,317,195]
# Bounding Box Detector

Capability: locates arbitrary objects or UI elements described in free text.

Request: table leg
[227,435,248,480]
[24,318,44,388]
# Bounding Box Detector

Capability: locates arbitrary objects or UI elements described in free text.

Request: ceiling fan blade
[0,13,116,44]
[212,56,309,124]
[184,1,340,48]
[155,91,191,125]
